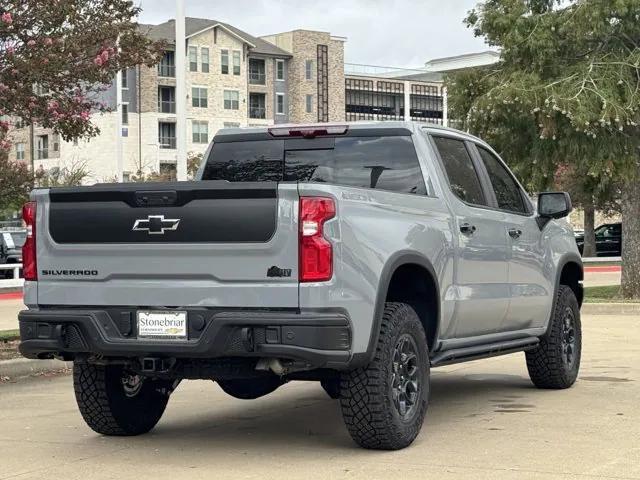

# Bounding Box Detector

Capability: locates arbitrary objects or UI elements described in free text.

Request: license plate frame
[137,310,188,340]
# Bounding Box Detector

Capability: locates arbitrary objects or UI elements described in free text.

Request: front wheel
[526,285,582,389]
[73,362,173,436]
[339,302,430,450]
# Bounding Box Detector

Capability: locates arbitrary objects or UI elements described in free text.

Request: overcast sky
[137,0,490,68]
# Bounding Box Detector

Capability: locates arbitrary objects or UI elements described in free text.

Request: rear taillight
[22,201,37,281]
[299,197,336,282]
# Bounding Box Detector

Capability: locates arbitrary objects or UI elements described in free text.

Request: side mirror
[536,192,572,228]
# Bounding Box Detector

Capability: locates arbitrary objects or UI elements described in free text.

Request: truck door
[430,135,510,338]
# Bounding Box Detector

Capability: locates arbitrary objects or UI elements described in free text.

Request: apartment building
[15,18,346,181]
[7,17,464,182]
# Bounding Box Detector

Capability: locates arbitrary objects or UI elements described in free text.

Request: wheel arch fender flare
[545,252,584,336]
[351,250,440,368]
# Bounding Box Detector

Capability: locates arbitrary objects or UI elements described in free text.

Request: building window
[158,122,176,149]
[306,94,314,113]
[223,90,239,110]
[249,93,266,119]
[158,51,175,77]
[201,47,209,73]
[248,58,265,85]
[33,83,48,96]
[158,86,175,113]
[276,93,285,115]
[188,46,198,72]
[233,50,241,75]
[221,49,229,74]
[192,87,208,108]
[223,122,240,128]
[121,70,128,89]
[121,103,129,125]
[192,120,208,144]
[15,142,25,160]
[276,59,285,81]
[305,60,314,80]
[36,135,48,159]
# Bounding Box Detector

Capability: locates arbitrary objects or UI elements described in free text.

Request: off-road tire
[73,362,172,436]
[320,377,341,399]
[339,302,429,450]
[526,285,582,389]
[217,376,283,400]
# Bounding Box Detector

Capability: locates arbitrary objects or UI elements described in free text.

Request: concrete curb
[0,357,71,380]
[582,302,640,315]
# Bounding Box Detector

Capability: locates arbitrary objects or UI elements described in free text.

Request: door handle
[460,223,476,235]
[508,228,522,239]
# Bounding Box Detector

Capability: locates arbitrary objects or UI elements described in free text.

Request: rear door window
[285,136,426,194]
[202,140,284,181]
[477,146,528,214]
[432,136,487,206]
[203,135,427,195]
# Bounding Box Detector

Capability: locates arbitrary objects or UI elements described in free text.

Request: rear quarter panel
[298,182,454,355]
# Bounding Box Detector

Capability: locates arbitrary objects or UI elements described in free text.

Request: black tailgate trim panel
[48,182,278,244]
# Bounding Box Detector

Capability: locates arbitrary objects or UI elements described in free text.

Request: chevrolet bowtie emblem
[132,215,180,235]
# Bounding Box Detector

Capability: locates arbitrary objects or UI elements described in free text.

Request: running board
[430,337,540,367]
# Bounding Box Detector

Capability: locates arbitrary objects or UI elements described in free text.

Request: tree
[34,162,89,187]
[0,153,32,211]
[0,0,163,149]
[446,0,640,299]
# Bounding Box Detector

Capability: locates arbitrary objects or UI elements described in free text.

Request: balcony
[249,107,266,119]
[36,149,48,160]
[159,100,175,113]
[249,59,266,85]
[158,51,176,78]
[159,136,176,149]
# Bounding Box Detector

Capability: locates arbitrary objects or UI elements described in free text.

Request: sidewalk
[0,298,22,331]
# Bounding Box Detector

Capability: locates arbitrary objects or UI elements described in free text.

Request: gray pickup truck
[19,122,583,450]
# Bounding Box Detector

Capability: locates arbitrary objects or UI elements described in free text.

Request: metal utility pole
[116,68,124,182]
[175,0,187,181]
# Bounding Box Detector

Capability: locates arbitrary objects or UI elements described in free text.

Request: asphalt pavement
[0,312,638,480]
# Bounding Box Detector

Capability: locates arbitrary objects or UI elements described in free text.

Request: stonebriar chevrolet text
[18,122,583,450]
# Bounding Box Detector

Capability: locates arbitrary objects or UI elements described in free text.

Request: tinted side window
[477,147,527,214]
[202,140,284,181]
[432,136,486,205]
[285,136,427,195]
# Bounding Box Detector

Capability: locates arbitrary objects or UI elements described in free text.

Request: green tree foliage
[447,0,640,298]
[0,154,32,211]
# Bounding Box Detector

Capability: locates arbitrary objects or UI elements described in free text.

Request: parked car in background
[575,222,622,257]
[0,229,26,278]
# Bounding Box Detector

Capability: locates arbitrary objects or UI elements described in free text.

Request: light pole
[175,0,187,181]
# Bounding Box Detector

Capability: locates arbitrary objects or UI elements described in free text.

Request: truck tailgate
[33,181,299,308]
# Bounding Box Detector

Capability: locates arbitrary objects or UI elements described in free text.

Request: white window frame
[191,86,208,108]
[276,93,285,115]
[275,59,285,81]
[15,142,25,160]
[188,46,198,72]
[223,122,241,128]
[232,50,241,75]
[192,120,208,144]
[221,49,229,74]
[201,47,210,73]
[223,90,239,110]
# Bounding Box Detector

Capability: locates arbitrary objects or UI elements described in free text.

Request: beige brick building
[7,17,447,183]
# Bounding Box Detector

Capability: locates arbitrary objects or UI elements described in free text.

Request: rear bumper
[18,308,352,369]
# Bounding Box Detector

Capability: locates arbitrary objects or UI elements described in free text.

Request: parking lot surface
[0,313,638,480]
